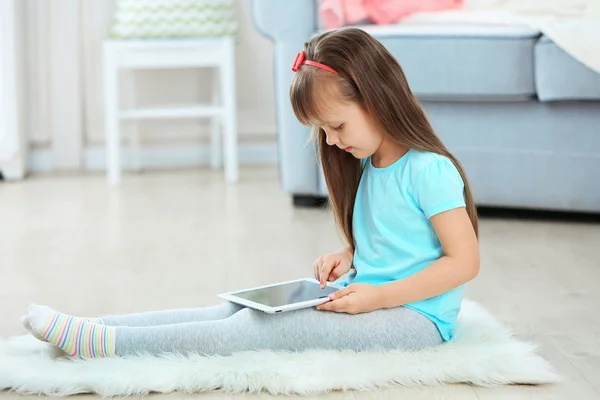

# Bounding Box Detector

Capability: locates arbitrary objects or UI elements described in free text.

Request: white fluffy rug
[0,300,559,397]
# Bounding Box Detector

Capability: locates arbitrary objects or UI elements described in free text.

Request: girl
[21,27,479,359]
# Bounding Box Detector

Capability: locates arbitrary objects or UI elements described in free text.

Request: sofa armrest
[251,0,317,40]
[251,0,322,196]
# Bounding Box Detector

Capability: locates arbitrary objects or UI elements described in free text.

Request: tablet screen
[232,280,339,307]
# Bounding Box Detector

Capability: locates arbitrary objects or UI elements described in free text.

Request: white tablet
[218,278,344,314]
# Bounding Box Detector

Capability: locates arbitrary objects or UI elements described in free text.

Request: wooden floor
[1,167,599,399]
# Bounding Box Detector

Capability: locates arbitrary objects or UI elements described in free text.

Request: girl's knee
[223,301,245,313]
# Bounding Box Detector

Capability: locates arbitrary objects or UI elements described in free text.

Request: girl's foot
[21,315,68,357]
[20,315,48,342]
[21,304,104,342]
[27,304,115,359]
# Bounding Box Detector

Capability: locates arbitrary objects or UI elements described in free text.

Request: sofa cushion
[535,35,600,101]
[344,24,540,100]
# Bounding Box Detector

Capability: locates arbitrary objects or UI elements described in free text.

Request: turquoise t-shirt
[341,148,467,341]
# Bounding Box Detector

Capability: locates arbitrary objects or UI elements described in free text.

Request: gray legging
[100,302,443,357]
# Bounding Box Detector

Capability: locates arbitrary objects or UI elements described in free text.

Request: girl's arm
[378,207,479,308]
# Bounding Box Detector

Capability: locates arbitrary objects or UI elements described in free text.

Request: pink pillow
[319,0,369,29]
[319,0,464,29]
[363,0,464,25]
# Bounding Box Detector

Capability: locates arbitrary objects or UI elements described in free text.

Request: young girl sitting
[21,27,479,359]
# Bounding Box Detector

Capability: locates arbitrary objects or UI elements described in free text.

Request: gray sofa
[251,0,600,212]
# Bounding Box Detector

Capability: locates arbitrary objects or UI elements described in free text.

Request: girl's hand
[316,283,383,314]
[313,248,353,288]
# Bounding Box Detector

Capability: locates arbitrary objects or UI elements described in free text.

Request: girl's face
[319,99,384,160]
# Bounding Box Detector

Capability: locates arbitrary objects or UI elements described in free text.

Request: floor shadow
[477,206,600,224]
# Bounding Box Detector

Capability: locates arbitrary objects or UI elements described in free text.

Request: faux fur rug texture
[0,300,560,397]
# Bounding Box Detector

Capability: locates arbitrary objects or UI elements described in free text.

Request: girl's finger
[330,287,351,300]
[317,298,347,312]
[319,260,333,288]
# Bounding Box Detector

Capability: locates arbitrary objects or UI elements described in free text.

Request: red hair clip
[292,51,339,75]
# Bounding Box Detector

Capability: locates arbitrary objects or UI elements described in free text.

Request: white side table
[103,37,238,185]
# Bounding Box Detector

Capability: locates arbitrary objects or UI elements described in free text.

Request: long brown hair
[290,28,478,248]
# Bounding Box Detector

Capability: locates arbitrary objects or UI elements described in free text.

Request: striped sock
[28,304,115,359]
[21,309,104,343]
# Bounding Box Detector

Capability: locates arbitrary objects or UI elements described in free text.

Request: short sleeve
[412,157,466,219]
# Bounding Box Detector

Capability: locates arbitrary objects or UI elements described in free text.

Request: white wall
[25,0,277,172]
